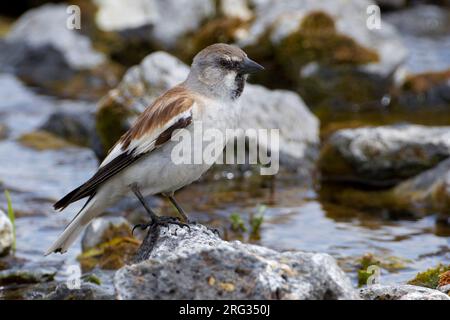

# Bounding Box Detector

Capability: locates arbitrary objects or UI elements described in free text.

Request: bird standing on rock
[46,43,264,255]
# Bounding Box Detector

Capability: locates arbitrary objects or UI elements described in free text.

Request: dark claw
[132,223,151,236]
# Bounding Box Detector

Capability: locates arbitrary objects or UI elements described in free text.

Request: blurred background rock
[0,0,448,299]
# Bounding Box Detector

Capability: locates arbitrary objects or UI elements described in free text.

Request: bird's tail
[45,196,100,255]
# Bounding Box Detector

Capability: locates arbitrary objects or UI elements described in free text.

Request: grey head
[185,43,264,101]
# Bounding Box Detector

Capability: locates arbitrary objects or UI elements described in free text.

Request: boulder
[360,284,450,300]
[0,4,119,99]
[114,224,359,300]
[392,158,450,214]
[94,0,215,49]
[81,216,132,251]
[319,125,450,187]
[234,0,407,109]
[0,210,14,257]
[96,51,319,172]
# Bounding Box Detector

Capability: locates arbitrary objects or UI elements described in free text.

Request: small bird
[46,43,264,254]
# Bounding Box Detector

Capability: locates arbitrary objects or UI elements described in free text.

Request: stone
[319,125,450,187]
[114,224,359,300]
[392,158,450,214]
[81,216,133,251]
[2,3,104,70]
[360,284,450,300]
[0,4,118,99]
[241,0,407,77]
[0,209,13,257]
[96,51,319,172]
[94,0,215,49]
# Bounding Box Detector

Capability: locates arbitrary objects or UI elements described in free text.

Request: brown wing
[54,86,194,211]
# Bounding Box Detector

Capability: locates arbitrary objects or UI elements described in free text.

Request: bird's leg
[130,184,189,234]
[163,192,220,237]
[165,193,189,222]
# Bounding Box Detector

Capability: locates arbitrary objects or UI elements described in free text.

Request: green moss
[81,274,102,285]
[95,94,132,156]
[357,253,410,287]
[77,237,140,272]
[18,131,74,150]
[277,11,379,79]
[408,264,450,289]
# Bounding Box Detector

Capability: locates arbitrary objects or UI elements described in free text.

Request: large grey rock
[360,284,450,300]
[114,224,359,300]
[94,0,215,48]
[0,210,14,257]
[5,4,105,70]
[81,217,132,251]
[392,157,450,214]
[242,0,407,77]
[320,125,450,186]
[96,51,319,170]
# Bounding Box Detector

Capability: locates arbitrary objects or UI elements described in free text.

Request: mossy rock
[77,237,140,272]
[408,264,450,289]
[357,253,410,287]
[276,11,379,79]
[402,70,450,94]
[95,92,135,156]
[18,130,74,151]
[180,17,251,63]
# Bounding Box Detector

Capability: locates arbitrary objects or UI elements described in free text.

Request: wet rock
[18,130,75,151]
[114,224,359,300]
[94,0,215,49]
[0,210,14,257]
[407,264,450,289]
[0,4,118,99]
[223,0,405,110]
[392,158,450,214]
[78,218,138,272]
[375,0,407,9]
[96,51,319,172]
[44,276,116,300]
[0,265,56,286]
[359,284,450,300]
[398,69,450,107]
[81,217,133,251]
[40,109,98,149]
[319,125,450,187]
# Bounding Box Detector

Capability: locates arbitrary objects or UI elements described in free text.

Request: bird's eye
[219,58,232,68]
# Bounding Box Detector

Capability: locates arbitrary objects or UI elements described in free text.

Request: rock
[18,130,75,151]
[81,217,133,251]
[114,224,359,300]
[220,0,253,21]
[235,0,406,109]
[319,125,450,187]
[96,51,319,172]
[40,109,101,153]
[94,0,215,49]
[375,0,407,9]
[242,0,406,76]
[0,265,56,285]
[0,4,119,99]
[392,158,450,214]
[78,217,138,272]
[6,4,104,69]
[0,210,13,257]
[360,284,450,300]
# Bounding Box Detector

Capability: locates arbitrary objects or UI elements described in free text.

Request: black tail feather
[53,185,83,211]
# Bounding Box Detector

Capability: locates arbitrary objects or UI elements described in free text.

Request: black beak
[240,57,264,74]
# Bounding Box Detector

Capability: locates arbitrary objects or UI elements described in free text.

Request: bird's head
[187,43,264,100]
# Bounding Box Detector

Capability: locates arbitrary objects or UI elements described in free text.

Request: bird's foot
[132,216,190,235]
[186,219,220,237]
